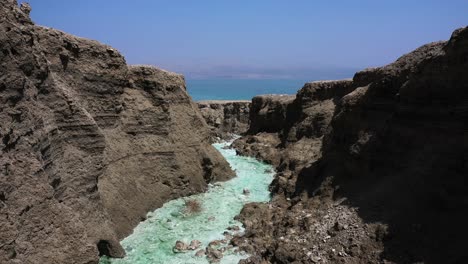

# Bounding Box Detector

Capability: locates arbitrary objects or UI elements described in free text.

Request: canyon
[1,0,467,264]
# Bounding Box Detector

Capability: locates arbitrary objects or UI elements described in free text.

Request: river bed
[100,140,274,264]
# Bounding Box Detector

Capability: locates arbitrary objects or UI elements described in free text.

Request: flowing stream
[100,140,274,264]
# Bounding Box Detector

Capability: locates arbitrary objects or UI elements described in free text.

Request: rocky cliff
[0,2,233,263]
[197,100,250,140]
[234,27,468,264]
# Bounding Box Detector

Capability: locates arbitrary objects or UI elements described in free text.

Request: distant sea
[186,79,310,101]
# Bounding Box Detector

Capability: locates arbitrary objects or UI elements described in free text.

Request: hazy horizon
[25,0,467,80]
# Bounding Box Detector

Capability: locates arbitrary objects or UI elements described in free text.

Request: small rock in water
[243,188,250,195]
[172,240,188,253]
[188,240,202,250]
[208,240,222,247]
[227,225,240,231]
[195,249,205,257]
[206,247,224,261]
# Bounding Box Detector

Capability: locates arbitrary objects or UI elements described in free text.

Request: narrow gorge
[100,140,274,264]
[1,1,467,264]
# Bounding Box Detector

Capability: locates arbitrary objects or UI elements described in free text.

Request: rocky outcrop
[234,27,468,264]
[197,100,250,140]
[231,94,292,165]
[247,94,295,134]
[0,2,233,264]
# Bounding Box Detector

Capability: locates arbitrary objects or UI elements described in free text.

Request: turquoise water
[187,79,308,101]
[100,141,274,264]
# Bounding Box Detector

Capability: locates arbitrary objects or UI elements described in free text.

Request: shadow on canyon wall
[295,27,468,263]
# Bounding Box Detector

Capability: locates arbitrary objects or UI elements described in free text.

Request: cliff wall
[197,100,250,140]
[234,27,468,264]
[0,2,233,263]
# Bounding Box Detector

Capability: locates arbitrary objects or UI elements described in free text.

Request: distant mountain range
[161,64,361,80]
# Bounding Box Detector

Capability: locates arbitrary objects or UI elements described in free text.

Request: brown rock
[0,1,234,263]
[197,100,251,140]
[228,225,241,231]
[195,249,206,257]
[188,239,202,250]
[173,240,188,253]
[206,246,224,261]
[248,94,296,134]
[208,240,222,247]
[232,26,468,264]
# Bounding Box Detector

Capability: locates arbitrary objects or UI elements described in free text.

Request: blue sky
[25,0,467,79]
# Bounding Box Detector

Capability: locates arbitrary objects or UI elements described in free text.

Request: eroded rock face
[0,2,233,263]
[197,100,250,140]
[248,94,296,135]
[234,27,468,264]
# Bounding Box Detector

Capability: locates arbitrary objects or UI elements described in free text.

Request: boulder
[173,241,188,253]
[188,240,202,250]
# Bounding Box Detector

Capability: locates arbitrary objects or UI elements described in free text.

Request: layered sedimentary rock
[197,100,250,140]
[0,2,233,263]
[234,27,468,264]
